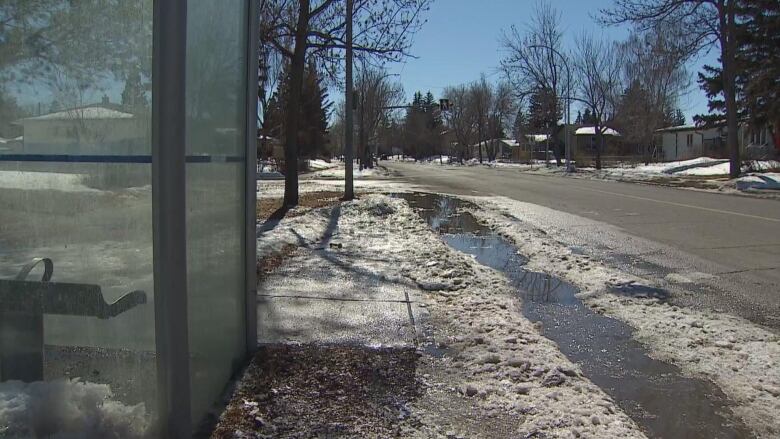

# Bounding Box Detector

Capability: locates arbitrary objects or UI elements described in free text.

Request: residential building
[654,122,778,161]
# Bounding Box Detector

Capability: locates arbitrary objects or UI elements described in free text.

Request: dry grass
[257,191,343,222]
[211,344,420,438]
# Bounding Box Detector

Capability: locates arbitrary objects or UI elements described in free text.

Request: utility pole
[344,0,354,200]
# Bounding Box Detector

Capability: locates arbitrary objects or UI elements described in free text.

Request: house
[572,126,624,160]
[654,122,777,161]
[474,138,519,161]
[15,99,148,155]
[654,124,724,161]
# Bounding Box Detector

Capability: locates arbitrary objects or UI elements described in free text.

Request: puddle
[610,282,671,302]
[399,192,750,439]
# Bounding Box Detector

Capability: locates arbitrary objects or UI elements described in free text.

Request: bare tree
[442,84,477,163]
[600,0,742,176]
[615,24,690,162]
[499,2,571,165]
[574,34,623,170]
[355,65,404,169]
[469,75,492,163]
[486,81,514,161]
[261,0,430,206]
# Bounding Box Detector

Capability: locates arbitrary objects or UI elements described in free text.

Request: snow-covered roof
[474,138,520,147]
[574,126,620,136]
[525,134,549,143]
[654,124,698,132]
[20,106,134,122]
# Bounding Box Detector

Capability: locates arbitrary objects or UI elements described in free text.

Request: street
[385,161,780,330]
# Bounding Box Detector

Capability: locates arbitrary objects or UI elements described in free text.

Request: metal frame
[244,0,259,356]
[152,0,192,436]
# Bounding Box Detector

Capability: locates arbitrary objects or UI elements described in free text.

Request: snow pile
[257,206,333,258]
[734,173,780,191]
[0,379,149,439]
[0,171,97,193]
[310,166,386,179]
[307,159,337,171]
[468,195,780,438]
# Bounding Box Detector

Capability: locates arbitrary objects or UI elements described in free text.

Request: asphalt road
[384,161,780,330]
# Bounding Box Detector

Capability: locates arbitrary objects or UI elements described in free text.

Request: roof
[525,134,549,143]
[575,126,620,136]
[654,124,698,132]
[19,105,134,122]
[474,138,520,147]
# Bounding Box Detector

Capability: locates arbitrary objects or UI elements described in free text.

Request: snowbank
[307,159,337,171]
[0,379,149,439]
[735,173,780,191]
[0,170,98,193]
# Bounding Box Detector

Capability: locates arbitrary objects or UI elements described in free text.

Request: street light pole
[528,44,574,173]
[344,0,354,199]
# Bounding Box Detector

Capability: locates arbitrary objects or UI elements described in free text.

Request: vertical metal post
[152,0,191,436]
[244,0,259,356]
[344,0,354,200]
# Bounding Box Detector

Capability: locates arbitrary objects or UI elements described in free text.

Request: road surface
[384,161,780,330]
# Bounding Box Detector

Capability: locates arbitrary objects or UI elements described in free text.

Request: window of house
[686,133,693,147]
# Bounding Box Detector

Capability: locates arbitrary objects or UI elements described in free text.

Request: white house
[654,124,723,161]
[655,122,778,161]
[16,102,148,155]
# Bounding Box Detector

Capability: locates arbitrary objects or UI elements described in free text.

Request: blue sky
[387,0,719,123]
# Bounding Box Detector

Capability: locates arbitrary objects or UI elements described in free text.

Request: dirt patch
[211,344,421,438]
[257,191,343,222]
[256,243,298,280]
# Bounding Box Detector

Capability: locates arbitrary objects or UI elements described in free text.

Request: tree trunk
[283,0,310,207]
[723,0,740,178]
[595,129,603,170]
[344,0,354,200]
[477,127,483,163]
[551,127,562,166]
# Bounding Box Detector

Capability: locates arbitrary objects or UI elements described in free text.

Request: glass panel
[185,0,248,427]
[0,1,156,437]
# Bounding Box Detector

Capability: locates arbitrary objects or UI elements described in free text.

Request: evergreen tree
[738,0,780,128]
[574,110,582,125]
[527,87,560,133]
[512,107,528,141]
[265,60,331,160]
[0,90,26,138]
[581,108,595,125]
[121,68,148,112]
[696,0,780,131]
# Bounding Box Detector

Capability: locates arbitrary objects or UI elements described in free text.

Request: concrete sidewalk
[257,205,423,347]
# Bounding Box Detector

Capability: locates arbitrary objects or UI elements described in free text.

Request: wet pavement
[400,192,752,439]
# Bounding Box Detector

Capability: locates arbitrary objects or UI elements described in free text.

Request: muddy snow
[232,193,647,437]
[468,195,780,438]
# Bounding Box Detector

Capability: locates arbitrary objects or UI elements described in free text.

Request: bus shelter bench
[0,258,147,382]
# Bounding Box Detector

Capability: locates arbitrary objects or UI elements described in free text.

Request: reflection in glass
[185,0,248,429]
[0,1,156,437]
